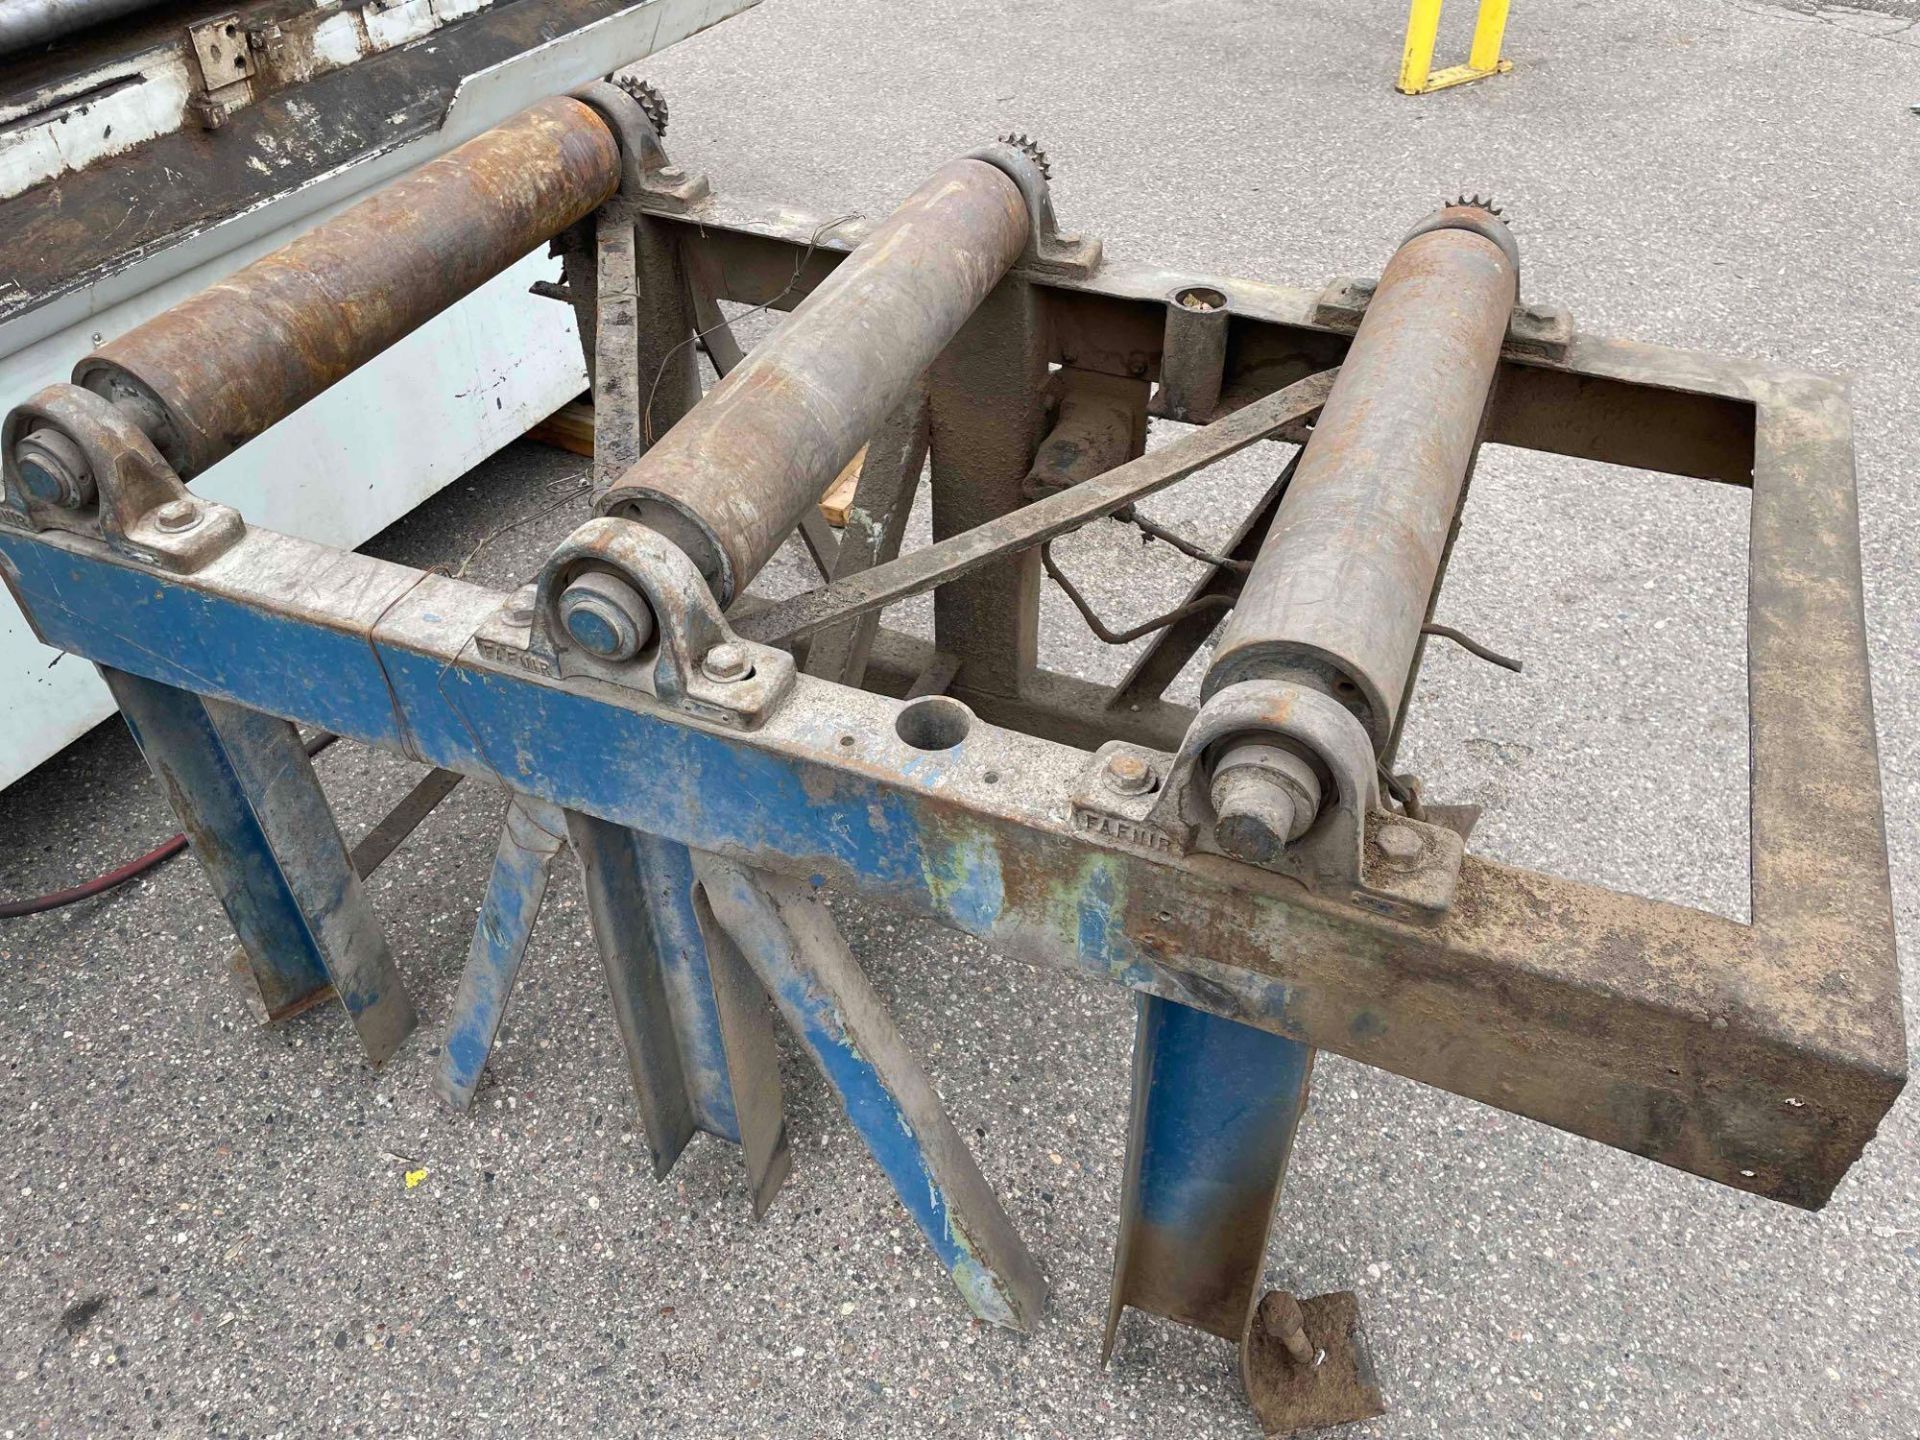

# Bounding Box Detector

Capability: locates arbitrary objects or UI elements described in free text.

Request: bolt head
[701,641,751,682]
[1375,823,1425,865]
[153,498,201,533]
[1102,751,1155,796]
[559,572,654,661]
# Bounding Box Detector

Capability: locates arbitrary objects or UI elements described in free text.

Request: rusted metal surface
[1241,1291,1385,1436]
[98,665,416,1065]
[1102,997,1311,1355]
[1,145,1905,1434]
[71,96,620,477]
[1204,212,1518,748]
[1106,451,1300,710]
[695,854,1047,1331]
[735,370,1335,648]
[597,156,1029,604]
[1023,370,1146,496]
[570,815,792,1212]
[636,195,1759,486]
[1,0,754,320]
[2,510,1896,1208]
[926,272,1052,695]
[1153,285,1231,423]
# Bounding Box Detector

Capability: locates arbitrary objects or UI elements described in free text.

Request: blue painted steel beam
[569,816,790,1213]
[695,853,1047,1332]
[99,666,416,1064]
[1102,995,1313,1358]
[0,525,1879,1208]
[434,794,570,1110]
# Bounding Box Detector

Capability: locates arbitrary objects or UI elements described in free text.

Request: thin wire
[365,568,444,764]
[641,212,862,446]
[452,476,592,579]
[1040,541,1235,645]
[1421,622,1523,673]
[1124,509,1252,574]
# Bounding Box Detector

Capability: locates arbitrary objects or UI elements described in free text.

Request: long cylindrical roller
[72,97,622,479]
[0,0,165,58]
[595,156,1030,606]
[1204,209,1519,751]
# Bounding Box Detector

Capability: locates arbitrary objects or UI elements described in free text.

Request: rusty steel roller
[1199,205,1518,861]
[1204,206,1519,747]
[594,155,1031,606]
[73,96,623,479]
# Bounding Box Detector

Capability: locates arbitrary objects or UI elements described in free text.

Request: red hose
[0,834,189,918]
[0,731,338,920]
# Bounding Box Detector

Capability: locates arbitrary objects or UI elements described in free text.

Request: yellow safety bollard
[1398,0,1513,94]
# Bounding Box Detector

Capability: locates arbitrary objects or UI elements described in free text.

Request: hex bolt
[1375,823,1425,866]
[558,572,655,662]
[12,429,95,510]
[701,641,752,683]
[1257,1292,1321,1370]
[1210,740,1322,865]
[153,498,201,533]
[1102,751,1156,796]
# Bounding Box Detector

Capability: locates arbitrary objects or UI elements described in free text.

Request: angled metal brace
[101,668,415,1064]
[434,793,571,1111]
[571,817,790,1213]
[694,853,1047,1332]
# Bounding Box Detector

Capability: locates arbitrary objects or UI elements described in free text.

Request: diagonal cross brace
[694,853,1047,1332]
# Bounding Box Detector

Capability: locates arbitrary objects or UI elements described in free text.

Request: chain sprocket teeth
[1448,192,1503,216]
[616,77,669,138]
[997,131,1052,181]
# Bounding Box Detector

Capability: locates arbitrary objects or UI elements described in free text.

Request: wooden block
[820,445,867,527]
[527,399,595,459]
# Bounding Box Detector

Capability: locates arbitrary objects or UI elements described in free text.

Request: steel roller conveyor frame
[0,82,1902,1435]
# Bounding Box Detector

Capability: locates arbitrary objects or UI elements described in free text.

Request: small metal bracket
[1070,680,1462,920]
[186,13,257,130]
[1313,275,1574,364]
[0,383,242,573]
[570,79,708,212]
[497,516,793,728]
[966,139,1102,280]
